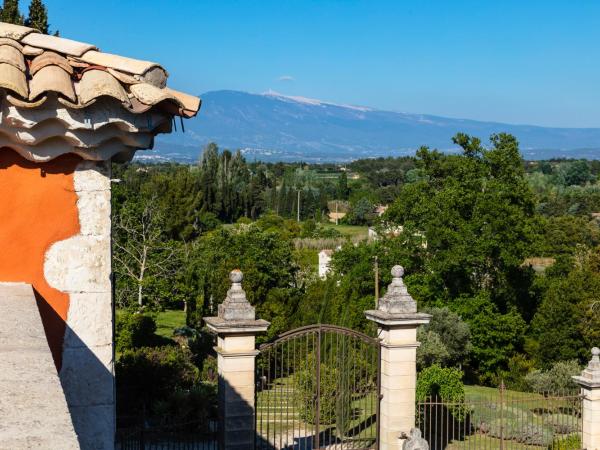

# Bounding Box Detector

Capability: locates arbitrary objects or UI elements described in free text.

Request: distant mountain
[150,90,600,163]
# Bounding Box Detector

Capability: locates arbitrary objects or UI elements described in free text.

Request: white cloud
[278,75,295,82]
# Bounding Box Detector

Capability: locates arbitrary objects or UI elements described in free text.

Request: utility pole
[374,256,379,308]
[335,201,339,226]
[297,190,301,222]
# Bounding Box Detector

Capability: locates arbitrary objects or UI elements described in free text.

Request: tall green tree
[25,0,48,33]
[1,0,24,24]
[336,171,349,200]
[386,133,537,310]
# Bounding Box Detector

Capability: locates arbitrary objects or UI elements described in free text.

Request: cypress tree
[1,0,24,25]
[25,0,48,34]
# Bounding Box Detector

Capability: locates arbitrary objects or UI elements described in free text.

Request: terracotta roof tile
[0,37,23,50]
[22,44,43,56]
[165,88,201,116]
[30,65,76,101]
[0,44,25,71]
[77,69,129,106]
[0,62,27,98]
[0,21,200,118]
[30,51,73,75]
[130,83,181,107]
[0,20,200,163]
[20,33,96,57]
[0,22,38,40]
[79,50,163,78]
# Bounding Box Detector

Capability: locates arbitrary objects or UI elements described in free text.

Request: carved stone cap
[378,265,417,314]
[204,270,270,335]
[573,347,600,388]
[218,269,255,321]
[365,265,431,327]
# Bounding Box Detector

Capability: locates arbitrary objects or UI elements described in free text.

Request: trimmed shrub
[294,354,339,424]
[417,365,465,402]
[417,364,468,420]
[115,312,158,353]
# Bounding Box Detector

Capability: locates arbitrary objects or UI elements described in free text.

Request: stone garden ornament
[402,428,429,450]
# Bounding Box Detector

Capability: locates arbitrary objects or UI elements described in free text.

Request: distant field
[321,223,369,239]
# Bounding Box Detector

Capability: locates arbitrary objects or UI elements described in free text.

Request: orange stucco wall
[0,148,81,369]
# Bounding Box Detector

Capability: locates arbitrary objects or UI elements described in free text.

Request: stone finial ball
[230,269,243,283]
[593,347,600,357]
[391,265,405,278]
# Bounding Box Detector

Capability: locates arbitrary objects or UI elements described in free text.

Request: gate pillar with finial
[573,347,600,450]
[204,270,269,450]
[365,265,431,450]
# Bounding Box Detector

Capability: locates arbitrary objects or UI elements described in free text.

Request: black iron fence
[116,423,219,450]
[416,385,583,450]
[255,324,380,450]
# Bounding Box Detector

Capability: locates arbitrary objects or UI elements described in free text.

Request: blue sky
[39,0,600,127]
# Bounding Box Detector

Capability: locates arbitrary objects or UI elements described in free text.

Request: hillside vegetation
[112,133,600,423]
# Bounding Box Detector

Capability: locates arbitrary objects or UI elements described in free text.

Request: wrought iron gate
[255,324,380,450]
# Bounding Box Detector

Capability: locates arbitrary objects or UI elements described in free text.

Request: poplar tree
[25,0,48,34]
[1,0,24,25]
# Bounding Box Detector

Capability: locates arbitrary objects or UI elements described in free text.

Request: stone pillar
[365,265,431,450]
[573,347,600,450]
[44,160,115,450]
[204,270,269,450]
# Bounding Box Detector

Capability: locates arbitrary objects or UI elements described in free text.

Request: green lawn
[256,374,377,446]
[154,309,186,338]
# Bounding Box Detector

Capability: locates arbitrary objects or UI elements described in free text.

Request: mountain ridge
[150,90,600,163]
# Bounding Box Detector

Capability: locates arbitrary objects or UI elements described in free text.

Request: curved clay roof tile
[22,44,43,56]
[78,69,130,106]
[79,50,167,84]
[165,88,202,115]
[0,44,25,71]
[21,33,96,57]
[5,93,49,109]
[0,22,38,40]
[130,83,182,107]
[30,65,76,102]
[0,63,28,98]
[30,51,73,76]
[0,37,23,51]
[106,67,139,85]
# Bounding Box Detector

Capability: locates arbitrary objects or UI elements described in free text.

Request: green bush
[525,360,581,394]
[294,354,339,424]
[116,345,199,421]
[151,383,217,431]
[115,312,158,353]
[417,365,468,420]
[417,365,465,402]
[548,434,582,450]
[502,354,536,391]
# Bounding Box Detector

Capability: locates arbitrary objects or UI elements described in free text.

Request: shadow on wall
[218,374,278,450]
[34,289,115,450]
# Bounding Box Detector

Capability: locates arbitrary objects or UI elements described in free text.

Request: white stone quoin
[365,265,431,450]
[573,347,600,450]
[44,160,114,450]
[204,270,269,450]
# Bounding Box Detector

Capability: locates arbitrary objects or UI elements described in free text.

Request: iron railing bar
[258,324,379,351]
